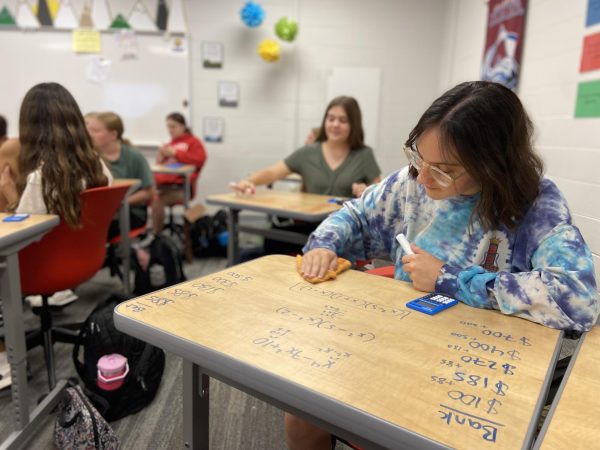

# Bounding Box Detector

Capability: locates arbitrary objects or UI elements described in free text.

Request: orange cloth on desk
[295,254,352,284]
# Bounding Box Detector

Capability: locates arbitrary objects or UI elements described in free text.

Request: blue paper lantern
[240,1,265,28]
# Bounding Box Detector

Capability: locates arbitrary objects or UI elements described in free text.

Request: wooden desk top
[150,163,195,175]
[206,191,344,221]
[115,255,561,449]
[113,178,141,187]
[0,214,59,251]
[535,327,600,449]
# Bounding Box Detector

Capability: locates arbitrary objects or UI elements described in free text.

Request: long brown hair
[16,82,109,227]
[316,96,366,150]
[405,81,543,230]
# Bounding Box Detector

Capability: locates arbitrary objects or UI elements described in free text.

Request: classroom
[0,0,599,449]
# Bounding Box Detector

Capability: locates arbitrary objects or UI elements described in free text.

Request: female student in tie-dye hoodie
[288,81,599,450]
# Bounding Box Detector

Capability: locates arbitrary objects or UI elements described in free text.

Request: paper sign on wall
[586,0,600,27]
[575,79,600,117]
[580,32,600,72]
[72,29,101,53]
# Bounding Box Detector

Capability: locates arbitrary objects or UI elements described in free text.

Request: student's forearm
[128,187,154,205]
[246,169,279,186]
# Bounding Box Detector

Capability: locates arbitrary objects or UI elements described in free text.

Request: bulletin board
[0,29,190,146]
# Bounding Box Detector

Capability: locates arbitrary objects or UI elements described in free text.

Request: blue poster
[586,0,600,27]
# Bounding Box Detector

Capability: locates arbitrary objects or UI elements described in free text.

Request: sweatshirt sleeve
[303,170,408,261]
[436,224,599,332]
[175,136,207,169]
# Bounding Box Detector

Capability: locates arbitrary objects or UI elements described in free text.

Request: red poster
[580,32,600,72]
[481,0,528,89]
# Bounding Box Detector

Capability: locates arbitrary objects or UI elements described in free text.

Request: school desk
[114,255,563,450]
[0,213,59,450]
[151,163,195,208]
[533,326,600,449]
[206,191,343,265]
[113,178,142,294]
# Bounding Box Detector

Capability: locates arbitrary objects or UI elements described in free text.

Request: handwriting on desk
[250,303,377,368]
[123,271,253,312]
[289,282,411,318]
[431,320,534,444]
[252,327,351,369]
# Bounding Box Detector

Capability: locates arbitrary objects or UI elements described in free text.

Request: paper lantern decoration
[257,39,280,62]
[275,17,298,42]
[240,1,264,28]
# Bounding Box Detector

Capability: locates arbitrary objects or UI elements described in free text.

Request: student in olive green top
[230,96,382,257]
[86,112,155,238]
[230,96,381,198]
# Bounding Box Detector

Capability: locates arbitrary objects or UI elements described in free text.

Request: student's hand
[0,165,17,202]
[159,144,176,158]
[301,248,338,280]
[229,179,255,197]
[401,244,445,292]
[352,182,368,198]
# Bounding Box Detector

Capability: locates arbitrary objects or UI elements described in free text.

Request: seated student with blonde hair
[85,111,155,238]
[0,83,112,310]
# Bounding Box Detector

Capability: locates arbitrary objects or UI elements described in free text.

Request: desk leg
[226,209,239,267]
[0,254,30,430]
[119,200,132,295]
[184,174,191,209]
[183,360,209,450]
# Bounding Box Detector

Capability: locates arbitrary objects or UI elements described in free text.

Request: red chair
[365,265,395,278]
[20,184,130,390]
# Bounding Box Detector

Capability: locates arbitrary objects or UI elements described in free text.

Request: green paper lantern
[275,17,298,42]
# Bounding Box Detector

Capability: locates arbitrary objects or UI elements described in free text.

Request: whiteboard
[327,67,381,150]
[0,30,190,146]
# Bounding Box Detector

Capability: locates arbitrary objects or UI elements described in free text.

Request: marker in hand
[396,233,414,255]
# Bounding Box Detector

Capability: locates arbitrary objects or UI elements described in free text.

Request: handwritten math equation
[433,320,535,444]
[252,327,351,369]
[274,305,375,342]
[123,270,253,313]
[289,282,411,318]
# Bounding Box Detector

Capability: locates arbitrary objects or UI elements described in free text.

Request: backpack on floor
[54,384,120,450]
[133,234,186,296]
[73,294,165,422]
[189,209,228,258]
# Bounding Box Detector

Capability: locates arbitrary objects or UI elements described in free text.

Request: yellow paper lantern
[257,39,280,62]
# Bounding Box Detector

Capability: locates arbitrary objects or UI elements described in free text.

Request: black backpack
[133,234,186,296]
[190,209,228,258]
[73,294,165,422]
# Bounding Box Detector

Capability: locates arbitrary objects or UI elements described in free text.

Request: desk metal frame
[207,197,338,266]
[0,217,61,450]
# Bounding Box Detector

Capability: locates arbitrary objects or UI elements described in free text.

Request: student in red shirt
[152,112,207,233]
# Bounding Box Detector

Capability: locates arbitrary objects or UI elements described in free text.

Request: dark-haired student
[289,81,599,450]
[152,112,207,234]
[0,115,7,147]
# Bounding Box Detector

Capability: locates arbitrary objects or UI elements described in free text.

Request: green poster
[575,79,600,117]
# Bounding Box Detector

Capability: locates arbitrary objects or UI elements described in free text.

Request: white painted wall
[439,0,600,284]
[184,0,449,201]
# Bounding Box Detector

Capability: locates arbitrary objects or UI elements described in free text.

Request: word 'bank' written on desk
[115,255,562,450]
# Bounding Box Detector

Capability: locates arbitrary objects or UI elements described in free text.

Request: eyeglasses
[403,145,466,188]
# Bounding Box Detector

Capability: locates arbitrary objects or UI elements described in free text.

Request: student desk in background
[0,214,59,450]
[151,163,195,208]
[114,255,563,450]
[113,178,142,295]
[534,326,600,449]
[206,191,343,266]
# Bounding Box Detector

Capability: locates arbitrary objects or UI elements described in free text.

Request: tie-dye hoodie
[304,167,599,332]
